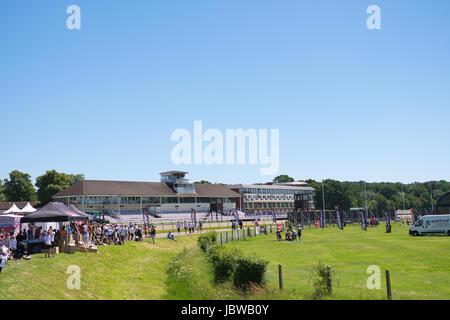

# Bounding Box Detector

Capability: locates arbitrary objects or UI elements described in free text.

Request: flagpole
[401,184,406,210]
[429,183,434,213]
[322,180,326,226]
[322,180,326,211]
[364,182,368,214]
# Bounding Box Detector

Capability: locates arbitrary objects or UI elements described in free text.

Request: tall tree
[3,170,37,202]
[273,175,294,183]
[0,180,5,202]
[35,170,84,204]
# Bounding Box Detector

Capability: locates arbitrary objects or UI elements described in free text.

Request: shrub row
[197,231,217,252]
[205,244,268,289]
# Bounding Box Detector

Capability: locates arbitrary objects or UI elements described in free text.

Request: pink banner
[0,216,21,236]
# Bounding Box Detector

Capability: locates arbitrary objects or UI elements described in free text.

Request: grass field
[224,224,450,299]
[0,223,448,300]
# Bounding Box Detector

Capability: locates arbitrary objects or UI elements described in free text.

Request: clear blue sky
[0,0,449,185]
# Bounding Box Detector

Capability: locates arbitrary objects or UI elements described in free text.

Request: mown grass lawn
[224,224,450,300]
[0,236,198,300]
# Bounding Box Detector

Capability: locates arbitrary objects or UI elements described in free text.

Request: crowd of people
[276,223,302,242]
[0,225,58,274]
[0,218,270,275]
[78,222,160,246]
[178,220,203,233]
[0,222,162,274]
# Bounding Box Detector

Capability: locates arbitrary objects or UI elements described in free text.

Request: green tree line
[0,170,84,205]
[274,175,449,210]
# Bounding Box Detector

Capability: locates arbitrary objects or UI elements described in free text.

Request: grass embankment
[0,237,197,300]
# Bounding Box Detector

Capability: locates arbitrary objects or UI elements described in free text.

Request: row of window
[58,196,236,205]
[239,188,313,195]
[243,202,295,209]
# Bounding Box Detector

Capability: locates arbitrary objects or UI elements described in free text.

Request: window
[161,197,178,204]
[179,197,195,203]
[142,197,160,204]
[121,197,139,204]
[415,220,423,227]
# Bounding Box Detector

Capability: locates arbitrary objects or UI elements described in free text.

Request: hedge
[232,254,268,289]
[197,231,217,252]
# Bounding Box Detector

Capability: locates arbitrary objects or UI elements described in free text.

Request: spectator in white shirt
[9,235,17,258]
[0,250,7,274]
[42,231,52,258]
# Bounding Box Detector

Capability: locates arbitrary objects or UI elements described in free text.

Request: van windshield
[415,220,423,227]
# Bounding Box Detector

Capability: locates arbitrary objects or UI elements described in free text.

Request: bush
[310,262,334,299]
[232,255,268,289]
[197,231,217,252]
[206,245,239,282]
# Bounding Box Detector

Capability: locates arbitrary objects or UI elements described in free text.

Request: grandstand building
[53,171,241,216]
[227,181,315,214]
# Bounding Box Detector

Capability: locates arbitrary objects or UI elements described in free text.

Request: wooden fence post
[327,266,332,295]
[278,264,283,290]
[386,269,392,300]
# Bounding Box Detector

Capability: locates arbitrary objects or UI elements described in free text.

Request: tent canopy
[0,214,22,218]
[19,202,37,214]
[4,203,21,214]
[68,204,91,219]
[20,202,89,223]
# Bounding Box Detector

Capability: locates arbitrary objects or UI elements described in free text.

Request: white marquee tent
[3,203,21,214]
[19,202,37,214]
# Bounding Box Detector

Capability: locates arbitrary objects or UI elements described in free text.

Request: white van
[409,215,450,236]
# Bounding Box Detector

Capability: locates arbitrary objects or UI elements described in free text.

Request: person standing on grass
[9,235,17,259]
[42,231,51,258]
[176,222,181,233]
[83,223,89,246]
[0,250,7,274]
[150,225,156,244]
[60,226,67,251]
[297,225,302,242]
[144,225,148,238]
[48,228,56,257]
[34,227,41,241]
[184,221,188,234]
[120,225,126,245]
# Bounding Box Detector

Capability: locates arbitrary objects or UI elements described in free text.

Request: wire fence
[262,263,449,300]
[218,223,277,245]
